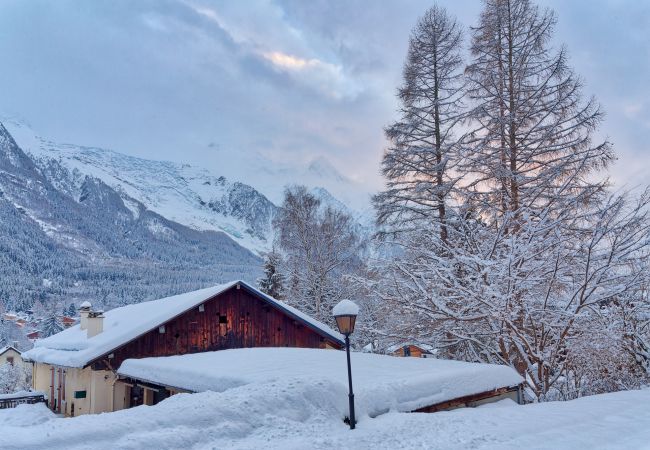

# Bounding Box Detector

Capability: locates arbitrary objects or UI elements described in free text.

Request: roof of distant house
[0,345,21,356]
[22,281,344,368]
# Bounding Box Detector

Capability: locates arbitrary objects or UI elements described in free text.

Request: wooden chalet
[388,343,436,358]
[23,281,343,416]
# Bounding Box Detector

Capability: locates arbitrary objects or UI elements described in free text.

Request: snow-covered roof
[118,348,523,416]
[0,345,21,356]
[22,281,343,368]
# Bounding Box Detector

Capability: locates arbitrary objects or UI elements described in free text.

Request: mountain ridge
[3,119,371,255]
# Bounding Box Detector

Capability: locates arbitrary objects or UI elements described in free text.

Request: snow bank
[0,390,45,400]
[22,282,342,368]
[1,384,649,449]
[118,348,523,417]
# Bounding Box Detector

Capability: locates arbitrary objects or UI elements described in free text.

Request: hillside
[0,122,262,312]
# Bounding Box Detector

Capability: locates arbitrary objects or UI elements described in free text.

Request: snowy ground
[1,383,649,449]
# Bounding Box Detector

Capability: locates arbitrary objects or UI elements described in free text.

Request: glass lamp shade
[334,314,357,336]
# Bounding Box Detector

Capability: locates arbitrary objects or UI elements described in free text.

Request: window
[6,356,14,366]
[403,346,411,357]
[219,315,228,337]
[74,390,87,399]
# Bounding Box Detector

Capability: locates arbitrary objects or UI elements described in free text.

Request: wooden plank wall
[94,287,339,370]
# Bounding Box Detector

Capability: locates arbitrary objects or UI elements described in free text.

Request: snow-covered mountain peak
[3,119,372,255]
[4,120,276,254]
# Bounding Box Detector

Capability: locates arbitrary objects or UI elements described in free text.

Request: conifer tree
[258,249,284,299]
[464,0,613,225]
[41,311,64,338]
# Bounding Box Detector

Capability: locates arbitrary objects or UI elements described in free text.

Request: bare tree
[273,186,364,325]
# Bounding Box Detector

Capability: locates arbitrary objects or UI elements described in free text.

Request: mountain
[3,119,373,254]
[5,120,277,255]
[0,122,262,312]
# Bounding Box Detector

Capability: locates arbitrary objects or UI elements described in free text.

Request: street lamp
[333,299,359,430]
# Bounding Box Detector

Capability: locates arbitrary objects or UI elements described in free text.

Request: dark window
[6,356,14,366]
[403,346,411,357]
[74,390,87,399]
[219,315,228,337]
[129,386,143,408]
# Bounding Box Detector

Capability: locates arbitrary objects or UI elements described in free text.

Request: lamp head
[332,299,359,336]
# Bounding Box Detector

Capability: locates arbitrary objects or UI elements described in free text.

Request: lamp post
[333,299,359,430]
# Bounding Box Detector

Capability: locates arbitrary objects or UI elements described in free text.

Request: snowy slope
[1,383,649,449]
[0,121,262,311]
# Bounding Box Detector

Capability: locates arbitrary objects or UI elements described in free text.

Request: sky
[0,0,648,206]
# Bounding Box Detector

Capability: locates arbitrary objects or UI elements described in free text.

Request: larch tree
[370,4,469,351]
[463,0,613,224]
[376,5,466,243]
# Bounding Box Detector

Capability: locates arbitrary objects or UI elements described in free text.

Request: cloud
[180,1,359,100]
[262,51,316,70]
[624,102,643,118]
[260,51,357,100]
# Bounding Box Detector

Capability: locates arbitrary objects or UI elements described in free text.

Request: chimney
[86,311,105,338]
[79,301,92,330]
[12,341,19,350]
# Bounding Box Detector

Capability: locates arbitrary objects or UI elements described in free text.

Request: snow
[1,383,649,449]
[0,390,45,400]
[79,301,91,308]
[22,281,342,367]
[118,348,522,416]
[332,299,359,316]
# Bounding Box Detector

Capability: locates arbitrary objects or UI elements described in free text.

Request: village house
[0,344,23,367]
[26,330,40,341]
[387,342,436,358]
[22,281,344,416]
